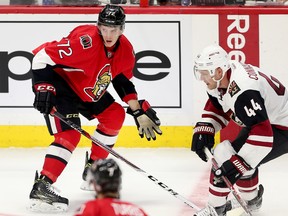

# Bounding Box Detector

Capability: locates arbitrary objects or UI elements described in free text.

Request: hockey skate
[28,171,68,212]
[80,151,95,191]
[194,204,226,216]
[226,184,264,213]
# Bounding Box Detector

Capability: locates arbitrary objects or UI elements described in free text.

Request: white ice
[0,147,287,216]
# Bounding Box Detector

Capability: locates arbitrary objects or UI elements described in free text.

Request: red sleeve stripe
[122,93,138,103]
[246,139,273,148]
[246,131,273,147]
[248,135,273,142]
[202,113,227,128]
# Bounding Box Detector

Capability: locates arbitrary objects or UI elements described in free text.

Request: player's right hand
[214,154,251,185]
[33,83,56,114]
[191,122,215,162]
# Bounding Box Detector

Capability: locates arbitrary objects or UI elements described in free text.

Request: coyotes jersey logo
[84,64,111,101]
[228,80,241,97]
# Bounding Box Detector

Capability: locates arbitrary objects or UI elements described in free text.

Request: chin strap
[212,72,225,88]
[212,66,230,89]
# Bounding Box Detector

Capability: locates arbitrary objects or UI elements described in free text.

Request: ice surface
[0,147,287,216]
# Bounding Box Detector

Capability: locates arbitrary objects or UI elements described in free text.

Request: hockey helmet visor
[194,45,230,81]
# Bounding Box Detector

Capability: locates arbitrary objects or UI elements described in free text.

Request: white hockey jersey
[201,60,288,168]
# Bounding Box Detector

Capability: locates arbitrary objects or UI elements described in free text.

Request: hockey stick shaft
[204,148,252,216]
[51,109,200,211]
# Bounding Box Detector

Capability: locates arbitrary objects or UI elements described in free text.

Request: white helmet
[194,45,230,81]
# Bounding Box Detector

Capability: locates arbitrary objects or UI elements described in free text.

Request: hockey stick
[204,148,252,216]
[50,108,201,211]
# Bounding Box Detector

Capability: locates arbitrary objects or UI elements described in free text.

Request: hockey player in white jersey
[191,44,288,216]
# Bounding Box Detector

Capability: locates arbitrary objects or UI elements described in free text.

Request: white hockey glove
[127,100,162,141]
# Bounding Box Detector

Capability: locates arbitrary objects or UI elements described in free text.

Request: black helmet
[88,158,122,193]
[98,4,126,28]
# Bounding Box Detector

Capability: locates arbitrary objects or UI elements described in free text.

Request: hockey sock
[90,129,117,160]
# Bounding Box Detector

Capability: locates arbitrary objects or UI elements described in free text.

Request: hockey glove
[214,154,251,185]
[191,122,215,162]
[127,100,162,141]
[33,83,56,114]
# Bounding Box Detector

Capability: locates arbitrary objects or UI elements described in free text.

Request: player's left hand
[127,100,162,141]
[214,154,251,185]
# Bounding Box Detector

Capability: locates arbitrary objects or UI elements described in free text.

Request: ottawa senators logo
[84,64,111,101]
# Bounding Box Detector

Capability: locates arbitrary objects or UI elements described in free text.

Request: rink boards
[0,6,288,147]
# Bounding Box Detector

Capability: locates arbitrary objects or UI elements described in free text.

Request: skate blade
[28,199,68,213]
[80,180,94,191]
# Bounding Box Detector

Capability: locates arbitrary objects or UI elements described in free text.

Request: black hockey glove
[191,122,215,162]
[214,154,251,185]
[33,83,56,114]
[127,100,162,141]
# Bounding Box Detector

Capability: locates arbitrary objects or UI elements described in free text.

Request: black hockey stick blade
[50,108,201,211]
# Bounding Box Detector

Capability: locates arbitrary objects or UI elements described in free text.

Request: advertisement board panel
[0,20,181,109]
[0,7,288,147]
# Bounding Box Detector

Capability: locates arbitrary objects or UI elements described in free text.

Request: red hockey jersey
[32,24,136,102]
[74,198,148,216]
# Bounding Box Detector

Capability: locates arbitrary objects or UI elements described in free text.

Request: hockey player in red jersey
[74,158,148,216]
[191,44,288,216]
[28,4,162,212]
